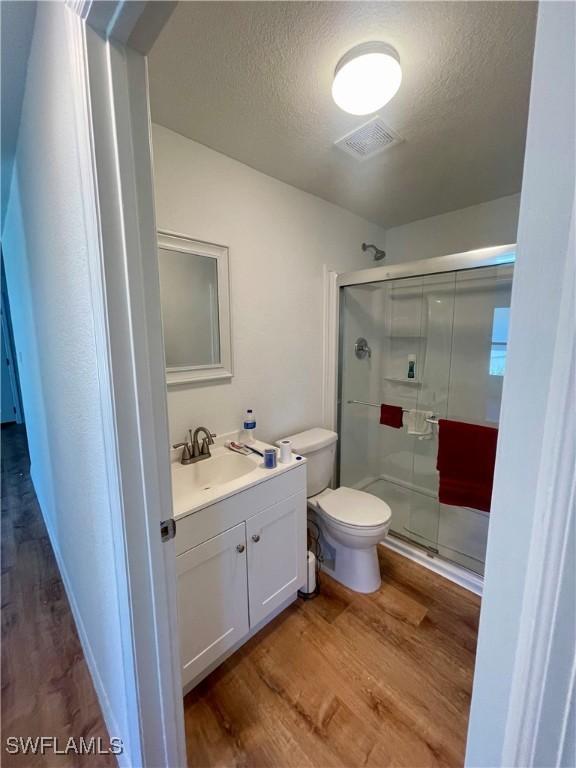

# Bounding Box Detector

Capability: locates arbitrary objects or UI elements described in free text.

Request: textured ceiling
[1,1,37,230]
[148,1,537,229]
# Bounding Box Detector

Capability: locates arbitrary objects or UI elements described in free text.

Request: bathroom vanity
[171,439,307,692]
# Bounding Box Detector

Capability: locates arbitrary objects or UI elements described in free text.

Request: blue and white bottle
[243,408,256,444]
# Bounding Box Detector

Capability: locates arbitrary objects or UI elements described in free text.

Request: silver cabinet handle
[236,544,245,553]
[251,535,260,543]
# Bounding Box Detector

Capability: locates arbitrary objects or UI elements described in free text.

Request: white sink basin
[171,441,306,519]
[175,450,254,493]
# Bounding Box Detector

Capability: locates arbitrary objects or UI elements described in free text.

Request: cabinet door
[246,491,307,627]
[177,522,249,688]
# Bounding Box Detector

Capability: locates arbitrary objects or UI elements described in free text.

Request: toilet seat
[317,487,392,529]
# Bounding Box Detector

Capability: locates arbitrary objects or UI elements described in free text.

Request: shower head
[362,242,386,261]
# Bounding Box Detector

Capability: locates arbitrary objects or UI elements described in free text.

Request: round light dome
[332,42,402,116]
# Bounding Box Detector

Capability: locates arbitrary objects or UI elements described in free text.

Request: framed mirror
[158,231,232,385]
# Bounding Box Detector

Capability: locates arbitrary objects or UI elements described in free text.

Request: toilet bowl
[281,428,392,593]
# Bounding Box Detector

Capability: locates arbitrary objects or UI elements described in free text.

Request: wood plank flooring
[1,424,114,767]
[184,545,481,768]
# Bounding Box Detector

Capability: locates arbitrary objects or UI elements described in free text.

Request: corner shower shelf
[384,334,426,339]
[383,377,422,385]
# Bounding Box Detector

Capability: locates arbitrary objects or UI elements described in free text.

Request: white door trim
[67,3,185,766]
[322,266,340,431]
[65,12,141,764]
[501,203,575,767]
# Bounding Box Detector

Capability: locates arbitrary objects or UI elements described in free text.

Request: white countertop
[171,439,306,520]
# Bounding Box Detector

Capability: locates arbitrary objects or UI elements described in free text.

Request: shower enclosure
[337,246,515,577]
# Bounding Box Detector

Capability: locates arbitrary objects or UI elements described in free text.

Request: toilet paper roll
[278,439,292,463]
[301,551,316,595]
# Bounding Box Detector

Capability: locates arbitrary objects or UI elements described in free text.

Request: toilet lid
[318,487,392,528]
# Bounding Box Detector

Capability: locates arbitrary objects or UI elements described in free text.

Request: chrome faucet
[172,427,216,465]
[190,427,216,462]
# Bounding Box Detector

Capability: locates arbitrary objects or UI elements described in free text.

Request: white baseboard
[381,535,484,596]
[29,466,129,768]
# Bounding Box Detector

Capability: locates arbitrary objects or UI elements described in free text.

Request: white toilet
[283,428,392,593]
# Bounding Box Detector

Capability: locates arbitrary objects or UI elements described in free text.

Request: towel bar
[346,399,439,425]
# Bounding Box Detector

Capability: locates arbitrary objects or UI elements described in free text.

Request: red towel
[380,404,404,429]
[437,419,498,513]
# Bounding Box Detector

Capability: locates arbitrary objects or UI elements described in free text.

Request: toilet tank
[283,428,338,497]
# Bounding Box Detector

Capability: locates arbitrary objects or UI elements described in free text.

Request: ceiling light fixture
[332,42,402,116]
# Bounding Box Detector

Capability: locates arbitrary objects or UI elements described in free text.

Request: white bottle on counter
[242,408,256,444]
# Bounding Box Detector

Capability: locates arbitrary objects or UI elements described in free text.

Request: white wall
[466,1,575,765]
[2,5,137,764]
[384,194,520,265]
[152,124,385,444]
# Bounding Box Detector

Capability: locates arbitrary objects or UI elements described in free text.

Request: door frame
[65,2,185,765]
[465,2,575,762]
[501,203,575,767]
[64,1,574,766]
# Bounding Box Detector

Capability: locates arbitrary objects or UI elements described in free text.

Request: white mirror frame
[158,231,233,385]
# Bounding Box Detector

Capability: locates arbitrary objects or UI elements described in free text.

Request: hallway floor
[1,424,114,767]
[184,546,481,768]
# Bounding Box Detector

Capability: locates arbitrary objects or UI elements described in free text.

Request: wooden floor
[184,546,481,768]
[1,424,114,767]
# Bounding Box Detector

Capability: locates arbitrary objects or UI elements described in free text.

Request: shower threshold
[382,533,484,596]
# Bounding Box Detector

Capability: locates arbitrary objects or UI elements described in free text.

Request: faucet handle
[173,442,193,464]
[200,433,217,455]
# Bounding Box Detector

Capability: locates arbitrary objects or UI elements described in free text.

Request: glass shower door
[339,272,455,552]
[338,263,513,575]
[437,264,513,571]
[400,273,456,548]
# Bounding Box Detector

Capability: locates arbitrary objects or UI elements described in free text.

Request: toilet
[282,428,391,593]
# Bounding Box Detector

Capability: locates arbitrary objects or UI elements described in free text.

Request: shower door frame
[337,243,516,288]
[327,244,516,590]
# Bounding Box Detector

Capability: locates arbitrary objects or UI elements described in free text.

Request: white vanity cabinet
[246,494,304,626]
[176,522,249,686]
[175,463,306,691]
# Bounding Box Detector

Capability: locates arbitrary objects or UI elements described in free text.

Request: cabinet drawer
[177,522,249,689]
[176,464,306,555]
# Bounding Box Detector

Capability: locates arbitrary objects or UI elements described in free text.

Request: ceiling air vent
[335,116,401,160]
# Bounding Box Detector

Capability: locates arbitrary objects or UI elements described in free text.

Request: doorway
[1,256,23,426]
